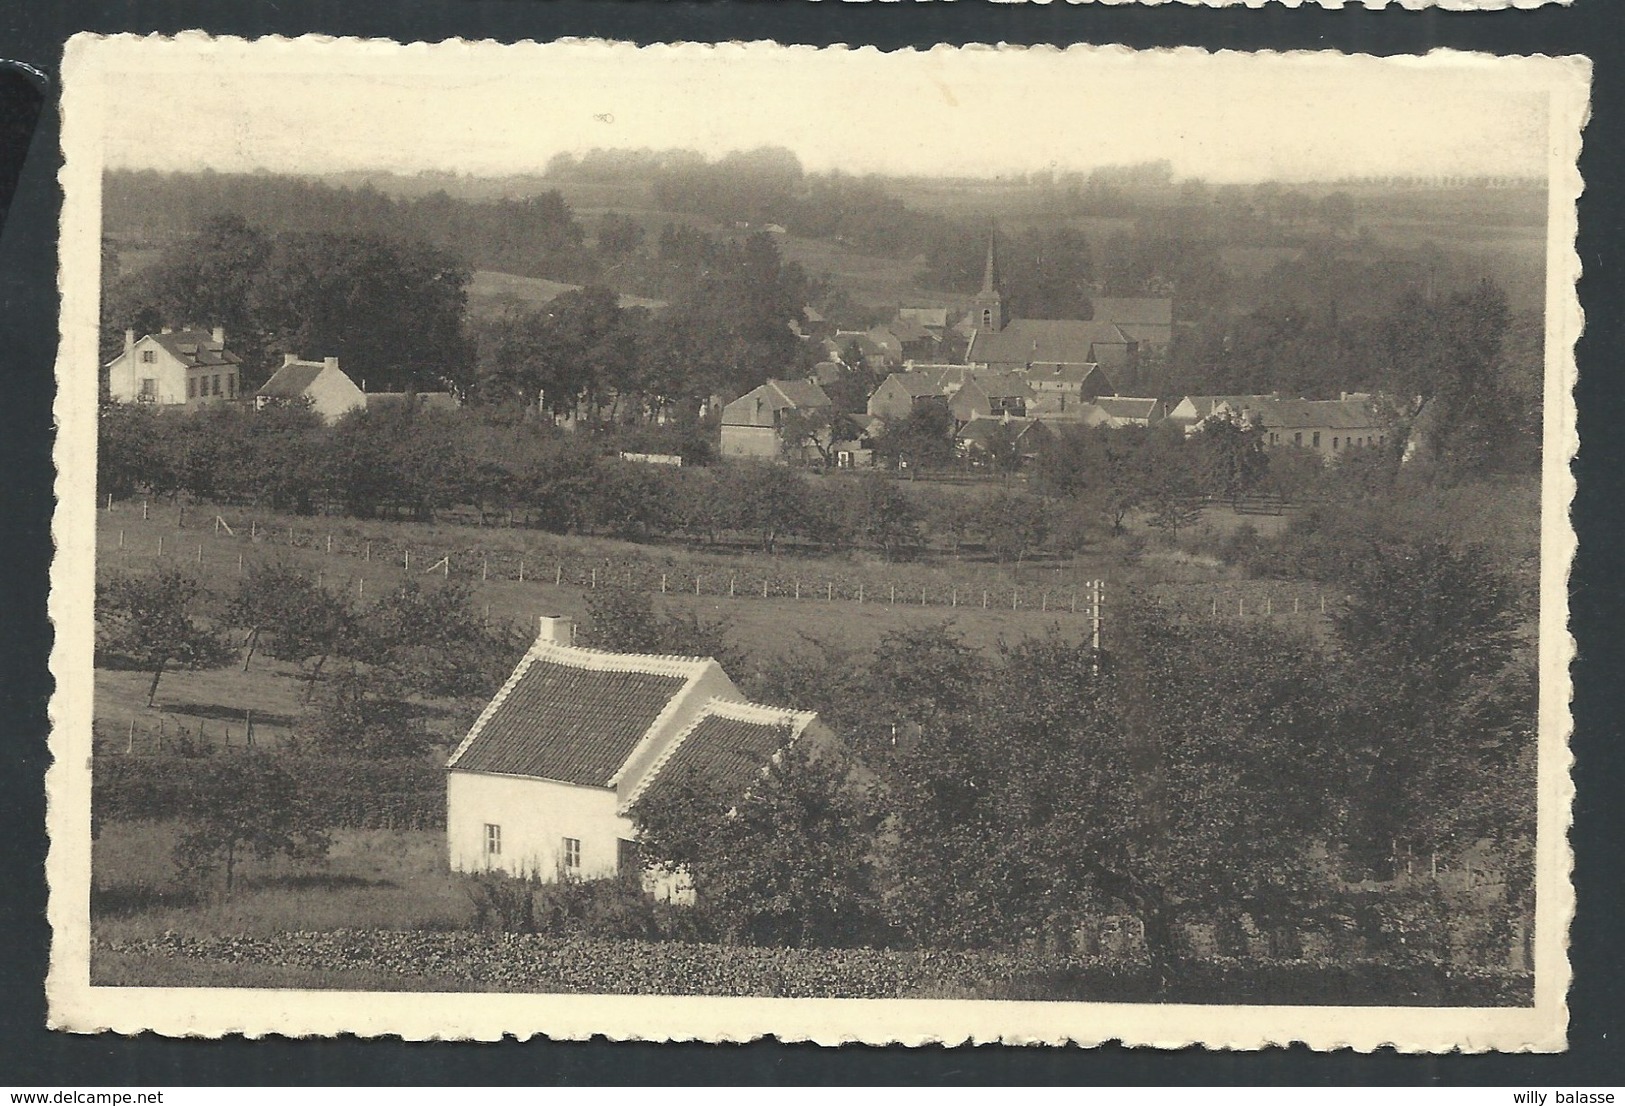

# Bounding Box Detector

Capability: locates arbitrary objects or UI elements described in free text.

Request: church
[962,233,1143,377]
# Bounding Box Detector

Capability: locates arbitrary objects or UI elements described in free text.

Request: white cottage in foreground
[445,617,819,885]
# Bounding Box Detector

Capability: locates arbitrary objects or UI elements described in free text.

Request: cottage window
[1332,437,1339,450]
[1293,432,1302,447]
[187,378,196,399]
[227,375,236,398]
[139,378,156,398]
[139,350,156,364]
[1312,432,1321,449]
[483,823,501,857]
[562,837,582,873]
[617,838,641,873]
[212,375,222,396]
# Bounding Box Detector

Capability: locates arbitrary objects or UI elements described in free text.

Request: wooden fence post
[364,540,371,561]
[1013,588,1019,610]
[142,500,149,521]
[358,577,365,599]
[591,568,597,589]
[729,575,735,597]
[118,529,124,550]
[557,564,563,587]
[697,576,702,596]
[157,536,163,556]
[827,583,833,602]
[196,543,203,564]
[661,573,667,594]
[517,557,523,581]
[794,580,800,600]
[762,579,769,598]
[482,558,488,582]
[237,552,243,574]
[326,534,333,554]
[858,583,863,604]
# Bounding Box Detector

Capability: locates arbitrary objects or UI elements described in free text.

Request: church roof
[966,319,1136,369]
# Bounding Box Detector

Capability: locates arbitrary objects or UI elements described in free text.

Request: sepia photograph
[48,37,1584,1049]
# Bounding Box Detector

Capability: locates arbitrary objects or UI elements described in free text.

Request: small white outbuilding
[445,616,819,887]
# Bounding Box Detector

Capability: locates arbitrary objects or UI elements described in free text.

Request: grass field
[466,269,668,319]
[92,823,472,945]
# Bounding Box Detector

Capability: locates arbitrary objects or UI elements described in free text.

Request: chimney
[123,329,135,359]
[324,356,339,372]
[535,615,575,647]
[283,353,298,367]
[211,326,225,346]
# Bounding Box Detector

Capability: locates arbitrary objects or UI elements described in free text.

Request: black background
[1,1,1621,1087]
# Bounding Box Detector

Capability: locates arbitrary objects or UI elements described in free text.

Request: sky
[83,39,1559,183]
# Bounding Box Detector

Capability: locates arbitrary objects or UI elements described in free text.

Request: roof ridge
[525,639,715,677]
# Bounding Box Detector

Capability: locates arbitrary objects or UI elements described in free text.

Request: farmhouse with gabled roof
[445,616,821,887]
[256,353,366,424]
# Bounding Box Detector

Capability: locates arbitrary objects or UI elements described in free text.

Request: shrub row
[105,930,1532,1005]
[93,754,445,830]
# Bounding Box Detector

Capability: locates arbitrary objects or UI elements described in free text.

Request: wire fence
[101,499,1337,626]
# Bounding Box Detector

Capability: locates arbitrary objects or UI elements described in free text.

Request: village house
[866,371,952,422]
[1165,394,1282,430]
[255,354,366,424]
[1017,362,1115,403]
[1077,395,1168,429]
[718,378,834,461]
[955,415,1052,465]
[445,616,823,890]
[105,327,242,407]
[1201,395,1390,460]
[948,372,1036,426]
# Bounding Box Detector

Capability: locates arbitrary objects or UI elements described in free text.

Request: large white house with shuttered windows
[105,327,242,407]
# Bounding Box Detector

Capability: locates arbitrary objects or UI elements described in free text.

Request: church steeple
[973,226,1007,332]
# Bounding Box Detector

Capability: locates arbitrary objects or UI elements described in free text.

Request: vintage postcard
[49,37,1585,1049]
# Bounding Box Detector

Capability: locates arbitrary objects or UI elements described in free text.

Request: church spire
[981,226,1000,295]
[973,224,1007,332]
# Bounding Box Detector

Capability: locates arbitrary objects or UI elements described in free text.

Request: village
[87,156,1543,1004]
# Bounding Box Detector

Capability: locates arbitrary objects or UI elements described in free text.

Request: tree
[882,614,1344,974]
[294,664,431,760]
[977,489,1050,568]
[779,406,842,468]
[842,471,921,559]
[250,230,472,393]
[172,752,331,894]
[228,560,356,700]
[872,401,954,471]
[579,584,737,670]
[1190,408,1269,507]
[633,739,883,947]
[1327,538,1524,877]
[96,568,232,707]
[358,580,522,700]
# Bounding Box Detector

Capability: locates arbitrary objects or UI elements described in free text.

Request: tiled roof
[1092,396,1161,421]
[898,307,950,330]
[885,317,932,343]
[448,644,708,787]
[966,319,1135,368]
[257,362,327,399]
[957,416,1047,446]
[622,699,816,813]
[1020,362,1106,386]
[767,379,833,409]
[1238,397,1383,431]
[148,329,241,369]
[960,372,1035,400]
[881,372,949,398]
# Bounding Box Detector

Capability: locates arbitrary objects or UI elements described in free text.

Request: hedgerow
[93,754,445,830]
